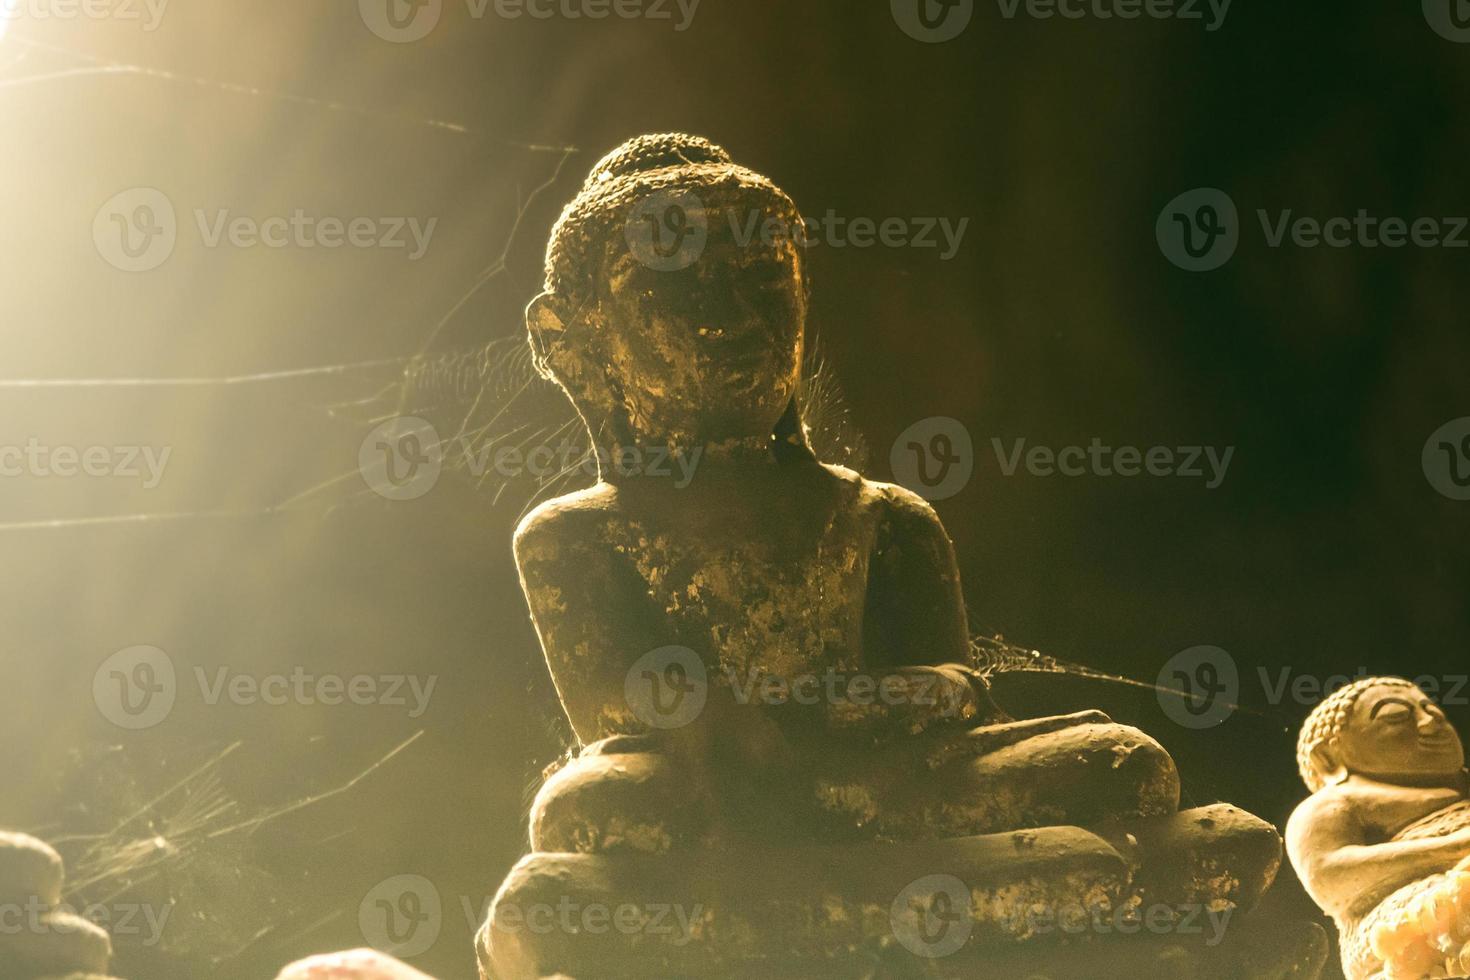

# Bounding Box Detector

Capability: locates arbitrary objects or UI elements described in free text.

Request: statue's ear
[1309,739,1347,788]
[526,292,569,375]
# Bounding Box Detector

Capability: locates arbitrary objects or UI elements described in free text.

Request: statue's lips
[694,326,774,363]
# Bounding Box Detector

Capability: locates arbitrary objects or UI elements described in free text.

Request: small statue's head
[1297,677,1464,792]
[528,133,810,456]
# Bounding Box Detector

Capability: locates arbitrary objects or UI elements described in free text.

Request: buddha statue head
[526,133,813,465]
[1297,677,1465,791]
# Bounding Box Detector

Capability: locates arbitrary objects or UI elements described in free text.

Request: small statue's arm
[1286,791,1470,920]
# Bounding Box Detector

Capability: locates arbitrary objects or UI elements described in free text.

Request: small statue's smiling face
[1335,683,1464,783]
[593,199,806,444]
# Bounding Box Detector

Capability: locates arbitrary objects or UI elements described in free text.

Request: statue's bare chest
[601,499,879,680]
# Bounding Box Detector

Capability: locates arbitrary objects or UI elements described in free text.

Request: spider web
[0,28,1189,688]
[0,31,1263,939]
[0,28,1263,695]
[28,733,424,971]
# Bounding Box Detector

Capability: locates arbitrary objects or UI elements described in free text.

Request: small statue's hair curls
[1296,676,1421,792]
[542,133,806,310]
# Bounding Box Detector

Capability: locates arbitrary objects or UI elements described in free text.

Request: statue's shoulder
[831,466,956,544]
[1286,785,1364,858]
[512,483,624,565]
[816,463,945,521]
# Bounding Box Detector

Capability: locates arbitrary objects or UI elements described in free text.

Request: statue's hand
[823,664,986,740]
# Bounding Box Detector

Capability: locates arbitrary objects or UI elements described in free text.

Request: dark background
[1,1,1467,977]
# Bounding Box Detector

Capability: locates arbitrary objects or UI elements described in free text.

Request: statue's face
[593,196,805,442]
[1335,684,1464,782]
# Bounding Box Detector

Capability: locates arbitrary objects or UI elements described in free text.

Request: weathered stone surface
[1100,803,1284,913]
[479,827,1129,978]
[813,721,1182,840]
[531,751,708,854]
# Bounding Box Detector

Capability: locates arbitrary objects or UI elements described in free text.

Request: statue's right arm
[513,494,678,744]
[1287,792,1470,920]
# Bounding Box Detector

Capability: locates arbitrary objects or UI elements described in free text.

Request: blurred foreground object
[274,948,437,979]
[0,831,118,980]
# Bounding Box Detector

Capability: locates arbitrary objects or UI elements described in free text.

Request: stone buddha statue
[475,133,1323,979]
[1288,677,1470,980]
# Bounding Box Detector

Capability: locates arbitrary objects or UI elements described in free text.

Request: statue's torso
[602,463,885,683]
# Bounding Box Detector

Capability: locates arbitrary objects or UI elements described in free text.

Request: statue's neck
[596,431,777,487]
[1348,770,1469,793]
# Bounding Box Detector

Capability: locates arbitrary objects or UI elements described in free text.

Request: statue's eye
[1376,704,1412,723]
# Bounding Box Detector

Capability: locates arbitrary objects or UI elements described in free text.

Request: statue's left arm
[839,483,1002,735]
